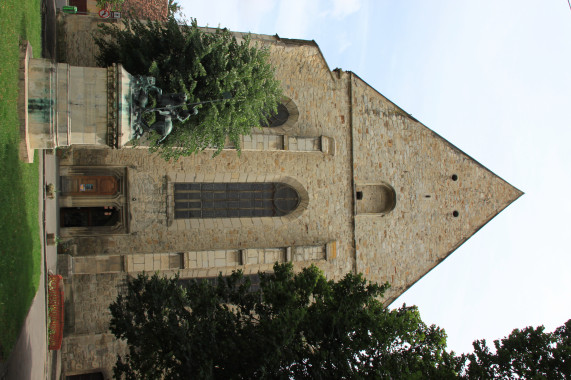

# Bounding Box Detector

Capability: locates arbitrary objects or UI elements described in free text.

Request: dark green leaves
[463,319,571,379]
[94,14,282,160]
[109,264,461,379]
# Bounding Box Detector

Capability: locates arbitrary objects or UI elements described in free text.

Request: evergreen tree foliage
[109,263,460,379]
[108,260,571,379]
[94,13,282,160]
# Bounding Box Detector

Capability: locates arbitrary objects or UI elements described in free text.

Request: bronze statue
[130,75,232,144]
[131,76,196,144]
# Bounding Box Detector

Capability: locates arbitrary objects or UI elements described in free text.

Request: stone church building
[55,14,521,378]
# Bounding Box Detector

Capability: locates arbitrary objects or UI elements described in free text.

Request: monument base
[18,41,134,163]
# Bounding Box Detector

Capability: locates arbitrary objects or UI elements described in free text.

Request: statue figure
[130,75,231,145]
[147,107,196,144]
[131,76,195,144]
[132,76,161,110]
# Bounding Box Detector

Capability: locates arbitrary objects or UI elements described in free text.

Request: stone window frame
[166,174,309,230]
[258,96,299,135]
[58,166,130,237]
[260,104,290,128]
[354,181,397,216]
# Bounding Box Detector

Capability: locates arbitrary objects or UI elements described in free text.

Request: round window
[274,185,300,214]
[260,104,290,128]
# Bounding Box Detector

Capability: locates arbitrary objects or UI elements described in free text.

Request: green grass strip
[0,0,43,359]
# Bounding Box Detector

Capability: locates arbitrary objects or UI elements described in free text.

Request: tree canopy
[94,12,282,160]
[109,263,460,379]
[109,262,571,379]
[462,319,571,379]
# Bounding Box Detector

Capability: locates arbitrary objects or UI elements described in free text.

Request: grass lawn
[0,0,43,360]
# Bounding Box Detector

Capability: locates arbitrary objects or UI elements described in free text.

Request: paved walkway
[0,0,61,378]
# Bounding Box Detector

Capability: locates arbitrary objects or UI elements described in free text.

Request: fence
[48,274,64,350]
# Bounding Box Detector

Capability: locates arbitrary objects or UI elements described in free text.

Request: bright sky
[176,0,571,354]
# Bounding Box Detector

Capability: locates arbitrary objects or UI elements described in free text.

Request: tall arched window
[174,183,300,219]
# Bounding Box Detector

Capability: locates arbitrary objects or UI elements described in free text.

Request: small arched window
[174,183,300,219]
[355,183,397,215]
[260,104,290,128]
[259,97,299,133]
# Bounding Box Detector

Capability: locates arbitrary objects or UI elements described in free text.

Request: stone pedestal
[18,41,133,163]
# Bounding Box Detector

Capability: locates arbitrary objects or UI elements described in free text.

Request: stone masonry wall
[61,333,127,378]
[61,36,356,283]
[61,272,128,377]
[56,15,524,377]
[64,273,127,336]
[349,74,522,303]
[57,14,113,67]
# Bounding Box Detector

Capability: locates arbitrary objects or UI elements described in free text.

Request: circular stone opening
[451,174,458,181]
[260,104,289,128]
[452,210,459,217]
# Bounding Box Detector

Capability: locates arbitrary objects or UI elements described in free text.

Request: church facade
[56,14,522,378]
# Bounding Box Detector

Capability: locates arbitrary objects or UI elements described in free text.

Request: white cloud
[337,32,352,54]
[236,0,278,32]
[330,0,362,19]
[177,0,278,33]
[274,0,320,39]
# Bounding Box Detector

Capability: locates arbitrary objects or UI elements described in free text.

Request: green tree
[462,319,571,379]
[94,11,282,160]
[96,0,124,11]
[109,263,460,379]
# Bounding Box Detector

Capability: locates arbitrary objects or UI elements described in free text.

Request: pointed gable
[349,74,522,303]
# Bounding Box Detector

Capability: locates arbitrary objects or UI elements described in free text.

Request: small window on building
[61,175,119,196]
[258,97,299,133]
[174,183,300,219]
[355,183,397,215]
[260,104,290,128]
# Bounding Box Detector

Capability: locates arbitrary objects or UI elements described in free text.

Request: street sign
[98,9,110,18]
[62,5,77,14]
[112,11,121,19]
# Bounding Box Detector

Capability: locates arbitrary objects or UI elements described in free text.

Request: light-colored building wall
[55,14,522,377]
[59,34,355,281]
[349,74,521,302]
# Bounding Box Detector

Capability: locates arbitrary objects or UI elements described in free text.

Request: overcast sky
[176,0,571,354]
